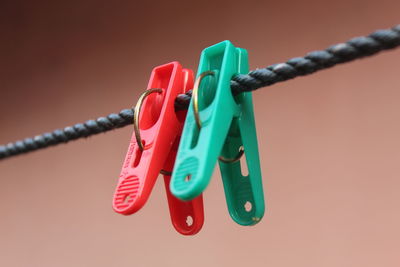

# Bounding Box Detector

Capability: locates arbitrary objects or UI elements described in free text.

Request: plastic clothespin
[112,62,204,235]
[170,41,265,226]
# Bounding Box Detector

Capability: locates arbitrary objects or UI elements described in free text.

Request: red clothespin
[112,62,204,235]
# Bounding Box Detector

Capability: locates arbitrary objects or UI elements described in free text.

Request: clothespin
[112,62,204,235]
[170,41,265,225]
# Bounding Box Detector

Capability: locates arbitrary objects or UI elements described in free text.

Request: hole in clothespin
[239,147,249,177]
[184,175,191,182]
[133,140,145,167]
[190,124,200,149]
[244,201,252,212]
[186,215,193,226]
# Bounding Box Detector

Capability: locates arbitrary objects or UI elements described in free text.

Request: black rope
[0,109,135,159]
[1,24,400,160]
[175,24,400,109]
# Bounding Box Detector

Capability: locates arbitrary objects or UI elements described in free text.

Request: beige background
[1,1,400,266]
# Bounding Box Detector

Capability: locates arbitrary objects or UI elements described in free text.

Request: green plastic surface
[170,41,265,225]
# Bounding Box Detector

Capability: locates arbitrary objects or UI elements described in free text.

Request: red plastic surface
[112,62,204,235]
[163,138,204,235]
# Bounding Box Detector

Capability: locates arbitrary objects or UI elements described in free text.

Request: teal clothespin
[170,41,265,225]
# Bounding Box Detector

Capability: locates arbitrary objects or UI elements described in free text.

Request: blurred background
[1,1,400,266]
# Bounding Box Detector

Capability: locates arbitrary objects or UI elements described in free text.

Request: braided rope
[174,24,400,109]
[0,109,134,159]
[1,24,400,160]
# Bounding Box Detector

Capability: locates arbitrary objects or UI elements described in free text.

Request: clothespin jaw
[112,62,204,235]
[170,41,265,225]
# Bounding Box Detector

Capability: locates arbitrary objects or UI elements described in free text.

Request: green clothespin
[170,41,265,225]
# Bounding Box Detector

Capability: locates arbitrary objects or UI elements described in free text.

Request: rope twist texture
[0,109,134,159]
[1,24,400,160]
